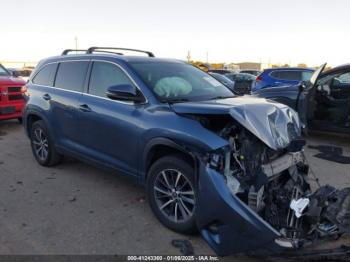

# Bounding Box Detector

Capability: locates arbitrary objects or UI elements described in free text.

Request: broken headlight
[207,146,242,195]
[207,147,227,172]
[268,108,301,149]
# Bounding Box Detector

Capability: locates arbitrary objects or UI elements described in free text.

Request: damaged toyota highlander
[23,47,350,256]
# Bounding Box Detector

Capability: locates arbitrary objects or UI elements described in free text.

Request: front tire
[30,120,61,166]
[147,154,197,234]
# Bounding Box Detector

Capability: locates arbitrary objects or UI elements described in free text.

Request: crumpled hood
[171,96,301,150]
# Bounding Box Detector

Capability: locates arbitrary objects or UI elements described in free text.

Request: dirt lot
[0,119,349,260]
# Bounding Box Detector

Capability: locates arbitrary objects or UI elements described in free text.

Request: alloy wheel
[153,169,195,223]
[32,128,49,161]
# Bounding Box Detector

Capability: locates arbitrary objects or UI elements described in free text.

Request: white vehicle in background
[6,67,33,82]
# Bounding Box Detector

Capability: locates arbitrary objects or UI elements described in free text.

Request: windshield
[129,62,234,102]
[0,64,10,76]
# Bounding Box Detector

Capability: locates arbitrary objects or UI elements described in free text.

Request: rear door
[297,63,327,130]
[51,60,90,149]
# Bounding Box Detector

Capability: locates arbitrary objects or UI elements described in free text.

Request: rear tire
[30,120,61,166]
[147,154,197,234]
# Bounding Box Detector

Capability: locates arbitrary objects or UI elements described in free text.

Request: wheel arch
[24,110,50,138]
[141,138,198,184]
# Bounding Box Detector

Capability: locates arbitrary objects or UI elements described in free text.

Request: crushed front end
[192,105,350,256]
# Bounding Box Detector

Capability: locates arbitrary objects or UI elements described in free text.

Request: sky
[1,0,349,67]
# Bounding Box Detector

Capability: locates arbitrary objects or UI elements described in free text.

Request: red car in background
[0,64,27,122]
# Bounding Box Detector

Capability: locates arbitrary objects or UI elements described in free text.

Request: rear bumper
[0,102,24,120]
[196,163,294,256]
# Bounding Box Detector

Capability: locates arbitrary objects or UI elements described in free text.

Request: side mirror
[12,71,20,77]
[106,84,145,103]
[298,81,307,92]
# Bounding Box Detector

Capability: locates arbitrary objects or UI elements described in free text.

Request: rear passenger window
[271,71,301,80]
[55,61,89,92]
[32,63,58,86]
[88,61,135,98]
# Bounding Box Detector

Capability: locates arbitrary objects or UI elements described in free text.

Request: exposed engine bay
[198,115,350,250]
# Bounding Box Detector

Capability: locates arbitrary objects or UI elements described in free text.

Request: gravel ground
[0,119,349,260]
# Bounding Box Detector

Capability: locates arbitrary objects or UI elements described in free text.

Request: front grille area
[9,94,23,101]
[8,86,22,93]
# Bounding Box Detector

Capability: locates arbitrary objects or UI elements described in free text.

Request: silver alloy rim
[154,169,195,223]
[32,128,49,161]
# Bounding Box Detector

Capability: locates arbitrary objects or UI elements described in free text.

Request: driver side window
[89,61,135,98]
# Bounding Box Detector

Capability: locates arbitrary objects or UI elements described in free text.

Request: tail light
[256,76,262,81]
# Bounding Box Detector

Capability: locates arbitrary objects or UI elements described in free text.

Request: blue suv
[253,67,314,91]
[23,47,350,256]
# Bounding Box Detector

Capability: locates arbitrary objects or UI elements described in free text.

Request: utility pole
[187,51,191,63]
[206,51,209,63]
[74,37,78,53]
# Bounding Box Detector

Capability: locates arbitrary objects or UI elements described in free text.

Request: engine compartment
[199,115,350,249]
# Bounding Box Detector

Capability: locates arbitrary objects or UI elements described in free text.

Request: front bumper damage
[196,162,284,256]
[196,153,350,257]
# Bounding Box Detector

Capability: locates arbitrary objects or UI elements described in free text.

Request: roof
[40,53,183,66]
[321,63,350,76]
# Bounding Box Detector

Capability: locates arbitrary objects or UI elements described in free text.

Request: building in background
[236,62,261,70]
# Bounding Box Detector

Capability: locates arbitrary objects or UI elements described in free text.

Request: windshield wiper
[166,98,191,104]
[209,95,235,100]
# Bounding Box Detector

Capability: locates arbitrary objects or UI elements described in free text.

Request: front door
[77,61,144,176]
[297,63,327,131]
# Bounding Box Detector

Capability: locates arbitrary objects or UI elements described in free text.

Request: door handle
[42,94,51,100]
[79,104,92,112]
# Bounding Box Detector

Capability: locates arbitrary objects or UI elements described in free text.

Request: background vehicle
[6,67,33,82]
[23,49,350,256]
[239,69,261,76]
[208,72,235,90]
[208,69,232,75]
[253,67,314,91]
[224,72,256,94]
[252,63,350,135]
[0,64,27,122]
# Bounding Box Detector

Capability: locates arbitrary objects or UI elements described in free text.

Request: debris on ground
[137,196,145,203]
[266,245,350,262]
[308,145,350,164]
[171,239,194,255]
[68,196,77,202]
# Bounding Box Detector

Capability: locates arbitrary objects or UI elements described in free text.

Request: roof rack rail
[61,49,88,55]
[92,50,124,55]
[86,47,155,57]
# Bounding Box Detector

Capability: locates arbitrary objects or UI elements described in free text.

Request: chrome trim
[29,59,149,105]
[30,60,90,83]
